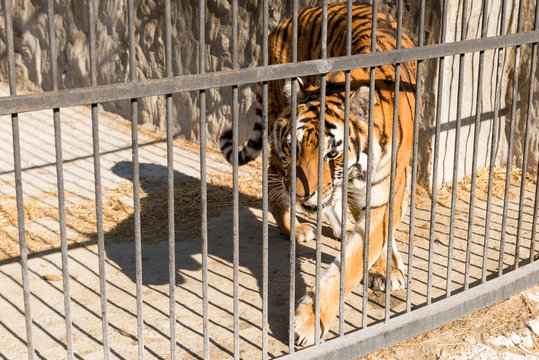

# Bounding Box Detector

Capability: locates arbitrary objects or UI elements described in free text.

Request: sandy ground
[362,285,539,360]
[0,86,537,359]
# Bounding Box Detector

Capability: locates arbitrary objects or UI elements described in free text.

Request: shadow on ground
[104,161,315,346]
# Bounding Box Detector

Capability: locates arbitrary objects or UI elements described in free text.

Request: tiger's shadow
[103,161,336,346]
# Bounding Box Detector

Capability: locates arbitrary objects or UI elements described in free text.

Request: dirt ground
[361,285,539,359]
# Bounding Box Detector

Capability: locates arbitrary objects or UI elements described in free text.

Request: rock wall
[0,0,537,186]
[0,0,321,148]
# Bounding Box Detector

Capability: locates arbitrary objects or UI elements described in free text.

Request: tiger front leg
[322,187,349,240]
[368,236,407,291]
[269,184,316,243]
[324,162,367,240]
[271,201,316,243]
[268,161,316,242]
[294,224,385,345]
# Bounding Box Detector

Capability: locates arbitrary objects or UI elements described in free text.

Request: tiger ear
[350,86,376,119]
[282,77,305,104]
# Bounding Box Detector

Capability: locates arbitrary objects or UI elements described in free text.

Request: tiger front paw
[368,268,406,292]
[296,223,316,243]
[294,292,327,346]
[330,223,343,240]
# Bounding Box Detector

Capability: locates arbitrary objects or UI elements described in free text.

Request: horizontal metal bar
[277,261,539,360]
[0,30,537,116]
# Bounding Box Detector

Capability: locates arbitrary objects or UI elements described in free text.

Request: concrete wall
[0,0,537,186]
[433,0,539,184]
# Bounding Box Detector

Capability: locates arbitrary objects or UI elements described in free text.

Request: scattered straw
[0,171,263,262]
[415,167,536,208]
[0,160,535,263]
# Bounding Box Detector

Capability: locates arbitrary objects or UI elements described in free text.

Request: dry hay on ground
[0,171,262,262]
[0,167,535,263]
[415,167,537,208]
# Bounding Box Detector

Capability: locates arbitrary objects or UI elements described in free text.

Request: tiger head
[273,80,374,210]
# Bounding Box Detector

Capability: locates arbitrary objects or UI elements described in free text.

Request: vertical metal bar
[514,0,538,268]
[464,0,489,290]
[4,1,35,358]
[482,0,507,283]
[407,0,425,313]
[499,0,524,277]
[198,1,209,358]
[164,1,176,358]
[87,0,110,357]
[530,166,539,263]
[46,0,74,358]
[288,0,298,351]
[127,0,144,357]
[427,0,448,305]
[231,0,240,357]
[261,0,269,358]
[530,0,539,262]
[384,0,403,322]
[363,0,378,329]
[446,0,468,296]
[338,0,353,337]
[314,0,328,344]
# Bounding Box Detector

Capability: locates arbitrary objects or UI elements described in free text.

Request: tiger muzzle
[296,193,315,203]
[285,168,316,203]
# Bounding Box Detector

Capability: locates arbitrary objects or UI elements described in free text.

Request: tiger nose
[296,191,315,202]
[295,167,313,202]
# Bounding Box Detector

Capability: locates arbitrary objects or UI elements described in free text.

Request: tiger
[219,2,417,346]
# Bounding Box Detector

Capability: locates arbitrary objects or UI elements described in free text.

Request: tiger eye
[327,150,339,159]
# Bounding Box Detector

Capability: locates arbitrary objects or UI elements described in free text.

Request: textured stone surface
[0,0,319,148]
[0,0,537,185]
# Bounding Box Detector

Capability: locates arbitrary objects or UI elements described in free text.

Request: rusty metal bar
[314,0,329,344]
[261,0,269,357]
[164,0,176,358]
[288,0,299,353]
[46,0,74,357]
[499,0,525,276]
[482,0,508,283]
[231,0,240,357]
[3,0,35,358]
[447,0,469,296]
[427,0,448,305]
[126,0,144,357]
[198,0,209,357]
[338,0,353,336]
[385,0,403,321]
[464,0,489,290]
[407,0,425,313]
[515,0,539,268]
[363,0,378,330]
[86,0,110,357]
[1,31,538,117]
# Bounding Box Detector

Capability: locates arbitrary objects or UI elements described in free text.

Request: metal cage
[0,0,538,359]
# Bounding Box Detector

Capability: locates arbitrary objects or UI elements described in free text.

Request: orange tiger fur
[219,2,417,345]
